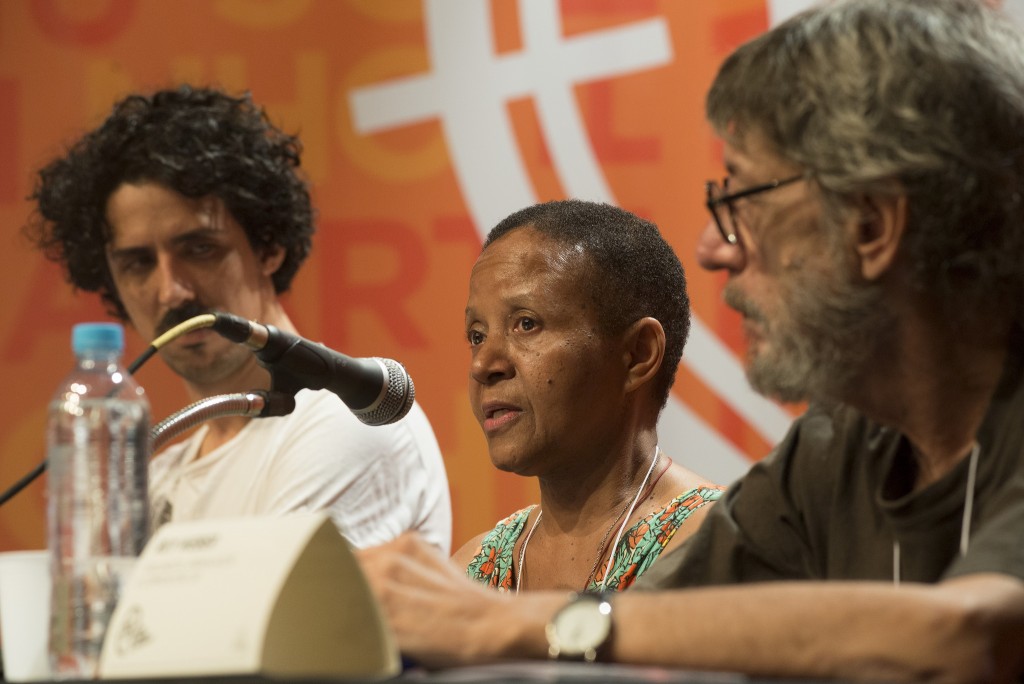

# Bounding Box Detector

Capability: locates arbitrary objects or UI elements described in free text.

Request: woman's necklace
[582,455,672,588]
[515,446,661,594]
[892,442,979,586]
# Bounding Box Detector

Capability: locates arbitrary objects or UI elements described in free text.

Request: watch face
[552,597,612,658]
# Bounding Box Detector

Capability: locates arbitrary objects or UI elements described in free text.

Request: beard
[724,254,895,405]
[161,339,255,387]
[153,301,256,388]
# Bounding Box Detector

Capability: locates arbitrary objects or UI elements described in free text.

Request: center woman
[454,199,722,592]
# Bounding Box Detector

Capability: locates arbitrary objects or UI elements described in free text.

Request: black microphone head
[211,312,254,343]
[351,358,415,426]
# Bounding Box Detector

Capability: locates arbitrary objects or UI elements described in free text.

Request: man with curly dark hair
[27,85,452,553]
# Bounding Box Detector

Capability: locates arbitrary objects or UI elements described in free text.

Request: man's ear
[260,244,287,278]
[852,193,907,281]
[622,317,665,396]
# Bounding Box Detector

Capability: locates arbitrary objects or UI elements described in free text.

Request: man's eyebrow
[169,225,222,245]
[108,225,223,257]
[107,244,151,261]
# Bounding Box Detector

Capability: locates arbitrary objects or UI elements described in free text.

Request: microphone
[211,313,415,426]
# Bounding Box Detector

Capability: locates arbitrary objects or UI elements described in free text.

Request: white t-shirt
[148,389,452,553]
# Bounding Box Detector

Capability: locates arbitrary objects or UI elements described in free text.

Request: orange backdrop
[0,0,813,553]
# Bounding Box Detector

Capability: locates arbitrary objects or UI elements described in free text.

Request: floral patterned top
[465,485,723,592]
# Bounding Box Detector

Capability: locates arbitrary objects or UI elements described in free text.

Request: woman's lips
[482,405,522,433]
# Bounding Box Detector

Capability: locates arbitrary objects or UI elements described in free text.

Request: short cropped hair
[484,199,689,409]
[707,0,1024,328]
[27,85,314,320]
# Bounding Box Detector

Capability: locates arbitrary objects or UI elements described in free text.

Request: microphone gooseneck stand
[151,391,296,452]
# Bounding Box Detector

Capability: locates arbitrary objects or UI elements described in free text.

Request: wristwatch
[544,592,614,662]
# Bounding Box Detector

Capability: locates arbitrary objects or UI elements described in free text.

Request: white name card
[98,512,399,680]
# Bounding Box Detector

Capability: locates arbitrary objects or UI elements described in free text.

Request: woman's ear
[622,317,665,396]
[852,193,907,281]
[260,244,287,278]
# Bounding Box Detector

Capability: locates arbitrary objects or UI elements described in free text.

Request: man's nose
[155,256,195,308]
[695,219,745,273]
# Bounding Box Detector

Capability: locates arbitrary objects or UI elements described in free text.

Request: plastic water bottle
[46,323,150,679]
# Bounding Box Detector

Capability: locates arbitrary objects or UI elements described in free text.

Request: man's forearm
[607,575,1024,682]
[361,535,1024,681]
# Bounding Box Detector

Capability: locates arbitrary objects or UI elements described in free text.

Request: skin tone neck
[497,380,710,592]
[526,419,663,591]
[533,413,659,529]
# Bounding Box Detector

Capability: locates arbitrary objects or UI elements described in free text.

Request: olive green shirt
[642,355,1024,588]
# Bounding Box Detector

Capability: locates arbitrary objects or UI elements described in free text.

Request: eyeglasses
[705,174,805,245]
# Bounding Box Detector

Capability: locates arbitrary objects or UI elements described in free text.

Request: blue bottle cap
[72,323,125,355]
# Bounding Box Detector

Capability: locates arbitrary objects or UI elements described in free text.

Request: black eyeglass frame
[705,173,805,245]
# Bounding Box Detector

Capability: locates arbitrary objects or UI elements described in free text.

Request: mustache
[722,283,765,325]
[154,302,216,337]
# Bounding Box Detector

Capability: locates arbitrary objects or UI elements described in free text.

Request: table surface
[0,661,849,684]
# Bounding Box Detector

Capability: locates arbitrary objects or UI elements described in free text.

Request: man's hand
[357,532,557,668]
